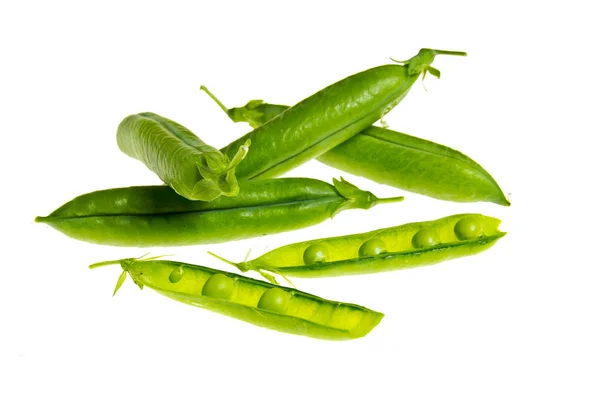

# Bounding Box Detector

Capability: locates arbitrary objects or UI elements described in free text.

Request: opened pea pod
[116,112,250,201]
[90,256,384,340]
[210,214,506,278]
[202,90,509,206]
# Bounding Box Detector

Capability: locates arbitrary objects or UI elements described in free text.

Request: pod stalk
[375,195,405,205]
[89,259,127,269]
[391,48,467,78]
[200,85,230,115]
[207,251,245,271]
[429,49,468,56]
[207,251,293,286]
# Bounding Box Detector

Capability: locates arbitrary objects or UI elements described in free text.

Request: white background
[1,1,598,399]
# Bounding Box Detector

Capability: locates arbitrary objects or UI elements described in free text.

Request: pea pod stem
[208,250,286,283]
[208,250,294,285]
[200,85,230,115]
[390,48,466,78]
[431,50,467,56]
[89,253,167,269]
[373,195,406,205]
[89,259,130,269]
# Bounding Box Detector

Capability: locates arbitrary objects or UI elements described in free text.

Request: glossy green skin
[228,214,505,278]
[223,103,509,205]
[35,178,400,247]
[117,112,247,201]
[220,61,425,180]
[111,259,384,340]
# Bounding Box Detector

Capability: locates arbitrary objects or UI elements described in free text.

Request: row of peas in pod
[36,48,508,340]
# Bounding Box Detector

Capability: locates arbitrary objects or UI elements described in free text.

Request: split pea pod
[211,214,506,278]
[35,178,403,247]
[202,92,509,206]
[217,48,466,180]
[116,112,250,201]
[90,257,384,340]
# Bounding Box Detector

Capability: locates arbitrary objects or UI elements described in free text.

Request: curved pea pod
[211,214,506,278]
[116,112,250,201]
[320,127,509,205]
[203,93,509,206]
[90,257,384,340]
[35,177,403,247]
[217,48,466,180]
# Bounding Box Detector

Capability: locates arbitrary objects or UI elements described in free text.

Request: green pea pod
[217,48,466,180]
[35,177,404,247]
[210,214,506,278]
[202,93,509,206]
[90,257,384,340]
[116,112,250,201]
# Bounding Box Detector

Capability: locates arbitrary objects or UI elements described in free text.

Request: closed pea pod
[90,257,384,340]
[202,97,509,206]
[35,177,403,247]
[116,112,250,201]
[215,48,466,180]
[210,214,506,278]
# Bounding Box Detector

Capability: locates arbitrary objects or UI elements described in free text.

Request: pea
[303,244,329,264]
[454,217,484,240]
[202,274,234,299]
[168,265,184,283]
[257,288,289,313]
[411,228,441,249]
[358,238,387,257]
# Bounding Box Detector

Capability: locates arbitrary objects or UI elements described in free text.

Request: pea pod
[35,177,403,247]
[90,257,384,340]
[217,48,466,180]
[116,112,250,201]
[210,214,506,278]
[202,92,509,206]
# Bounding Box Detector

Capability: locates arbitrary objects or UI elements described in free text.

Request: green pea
[303,244,329,264]
[412,228,441,249]
[454,217,484,240]
[168,265,184,283]
[202,273,234,299]
[257,288,289,313]
[359,238,387,257]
